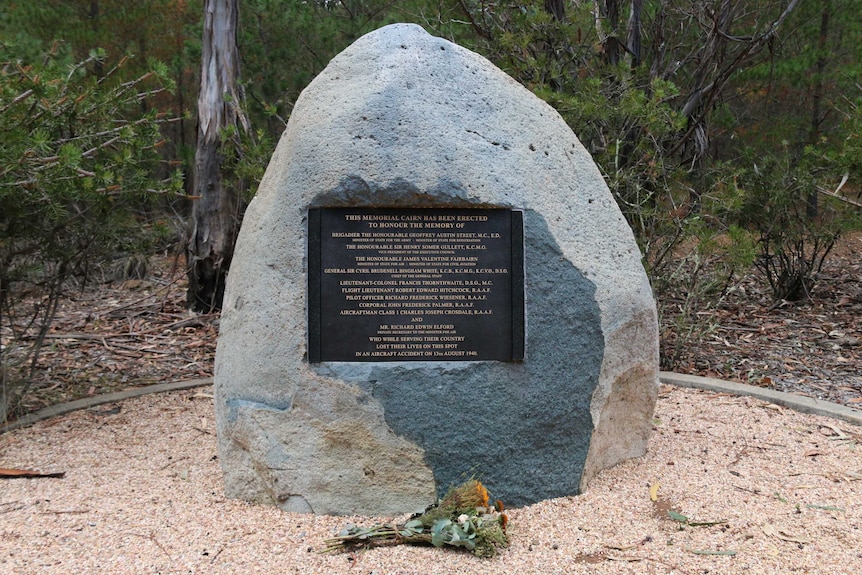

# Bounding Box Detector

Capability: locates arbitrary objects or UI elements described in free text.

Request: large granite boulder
[214,23,659,515]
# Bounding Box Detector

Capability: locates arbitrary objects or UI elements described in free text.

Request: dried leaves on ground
[661,232,862,408]
[5,232,862,419]
[7,255,217,416]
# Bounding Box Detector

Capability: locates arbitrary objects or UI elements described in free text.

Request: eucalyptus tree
[186,0,435,310]
[187,0,248,312]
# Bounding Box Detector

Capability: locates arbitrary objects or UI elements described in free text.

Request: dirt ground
[660,232,861,408]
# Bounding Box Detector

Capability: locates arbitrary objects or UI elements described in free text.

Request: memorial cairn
[213,22,659,554]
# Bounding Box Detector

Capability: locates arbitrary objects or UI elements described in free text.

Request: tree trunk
[187,0,247,312]
[598,0,621,66]
[89,0,104,77]
[544,0,565,21]
[627,0,643,68]
[807,1,831,219]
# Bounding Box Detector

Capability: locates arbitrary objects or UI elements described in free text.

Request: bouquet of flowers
[320,479,509,558]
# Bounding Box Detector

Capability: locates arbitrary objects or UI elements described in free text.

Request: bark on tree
[807,0,831,219]
[187,0,248,312]
[544,0,565,21]
[89,0,104,77]
[596,0,622,66]
[670,0,802,159]
[627,0,642,68]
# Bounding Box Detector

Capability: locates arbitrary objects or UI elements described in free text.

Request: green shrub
[729,146,843,302]
[0,43,180,420]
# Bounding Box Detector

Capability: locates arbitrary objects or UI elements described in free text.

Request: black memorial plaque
[308,207,524,362]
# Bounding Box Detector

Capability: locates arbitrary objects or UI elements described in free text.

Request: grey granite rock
[214,23,659,515]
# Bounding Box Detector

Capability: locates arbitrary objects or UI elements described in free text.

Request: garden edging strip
[3,373,860,434]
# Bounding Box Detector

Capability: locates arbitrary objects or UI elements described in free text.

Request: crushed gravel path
[2,384,861,574]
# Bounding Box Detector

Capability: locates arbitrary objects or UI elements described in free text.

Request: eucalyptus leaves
[320,480,509,558]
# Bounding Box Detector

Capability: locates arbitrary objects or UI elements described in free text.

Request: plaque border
[306,207,525,363]
[511,210,525,361]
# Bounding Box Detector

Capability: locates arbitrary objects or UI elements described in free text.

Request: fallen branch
[0,468,65,479]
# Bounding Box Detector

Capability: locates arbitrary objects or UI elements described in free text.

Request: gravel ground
[2,384,861,575]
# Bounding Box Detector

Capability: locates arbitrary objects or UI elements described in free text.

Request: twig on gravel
[734,485,770,496]
[127,531,173,560]
[0,501,28,514]
[644,556,693,574]
[39,509,90,515]
[158,455,189,471]
[0,467,65,478]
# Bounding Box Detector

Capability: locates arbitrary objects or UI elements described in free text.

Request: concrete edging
[1,378,213,434]
[660,371,862,428]
[3,373,860,434]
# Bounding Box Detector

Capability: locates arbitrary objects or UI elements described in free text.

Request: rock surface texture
[214,23,659,515]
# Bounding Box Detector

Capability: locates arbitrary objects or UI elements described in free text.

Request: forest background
[1,0,860,422]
